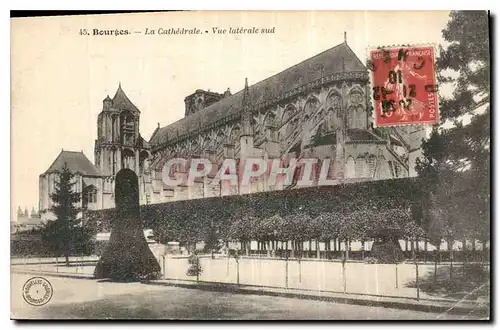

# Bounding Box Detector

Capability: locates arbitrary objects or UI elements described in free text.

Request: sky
[11,11,452,218]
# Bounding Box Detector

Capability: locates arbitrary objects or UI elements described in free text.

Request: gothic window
[83,185,97,208]
[304,97,320,119]
[139,151,149,173]
[368,155,377,178]
[123,149,135,170]
[264,112,278,141]
[229,126,240,145]
[376,156,391,179]
[355,156,369,178]
[98,116,103,139]
[345,157,356,179]
[120,111,135,145]
[348,91,366,129]
[325,92,342,132]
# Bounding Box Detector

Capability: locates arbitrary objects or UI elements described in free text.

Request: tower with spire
[94,84,150,177]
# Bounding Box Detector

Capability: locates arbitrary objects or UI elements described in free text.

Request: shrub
[187,253,203,278]
[364,257,379,264]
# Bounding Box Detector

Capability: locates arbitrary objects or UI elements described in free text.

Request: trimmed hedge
[86,178,424,245]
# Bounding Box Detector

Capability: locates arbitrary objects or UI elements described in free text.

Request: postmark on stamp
[22,277,53,306]
[369,45,439,127]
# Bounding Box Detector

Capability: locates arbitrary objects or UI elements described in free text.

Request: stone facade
[143,41,425,204]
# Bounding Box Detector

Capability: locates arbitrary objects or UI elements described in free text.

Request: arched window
[139,151,150,173]
[228,126,240,145]
[304,97,320,119]
[324,92,342,132]
[122,149,135,170]
[355,156,369,178]
[345,157,356,179]
[83,185,98,208]
[376,156,391,179]
[348,91,365,129]
[368,155,377,178]
[120,111,135,145]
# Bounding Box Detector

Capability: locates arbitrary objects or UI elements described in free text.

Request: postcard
[10,10,490,320]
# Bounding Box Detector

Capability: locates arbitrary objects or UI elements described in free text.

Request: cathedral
[39,40,425,220]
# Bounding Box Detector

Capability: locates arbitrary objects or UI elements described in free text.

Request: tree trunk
[450,242,454,280]
[245,241,250,256]
[345,239,349,260]
[434,246,440,284]
[395,263,399,288]
[361,241,365,260]
[342,259,347,294]
[415,260,420,300]
[424,240,428,263]
[162,255,166,280]
[285,256,289,289]
[236,260,240,285]
[290,241,295,259]
[226,241,230,276]
[316,239,320,259]
[298,258,302,283]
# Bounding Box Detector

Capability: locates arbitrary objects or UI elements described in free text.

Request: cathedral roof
[150,42,366,148]
[43,150,102,177]
[112,84,140,113]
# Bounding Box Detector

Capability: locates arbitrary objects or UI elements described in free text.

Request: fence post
[162,255,166,280]
[415,258,420,301]
[395,263,399,289]
[342,257,347,294]
[236,259,240,285]
[285,257,289,289]
[56,256,59,274]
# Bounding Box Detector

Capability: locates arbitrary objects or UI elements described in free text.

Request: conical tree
[41,162,81,266]
[94,169,161,281]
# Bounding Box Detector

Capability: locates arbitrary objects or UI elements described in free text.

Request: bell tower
[94,84,149,177]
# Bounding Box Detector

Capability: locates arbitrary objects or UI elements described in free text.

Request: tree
[417,11,490,252]
[186,252,203,282]
[229,213,258,255]
[41,163,81,266]
[94,169,161,281]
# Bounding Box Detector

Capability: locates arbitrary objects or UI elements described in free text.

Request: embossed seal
[22,277,53,306]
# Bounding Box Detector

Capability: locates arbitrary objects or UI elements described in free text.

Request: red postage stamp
[369,46,439,127]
